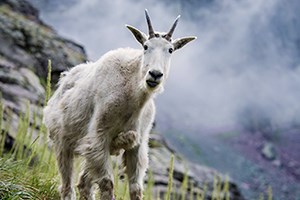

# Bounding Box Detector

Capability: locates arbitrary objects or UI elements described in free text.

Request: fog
[33,0,300,133]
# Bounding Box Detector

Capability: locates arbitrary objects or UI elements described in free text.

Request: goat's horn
[145,9,155,38]
[166,15,180,41]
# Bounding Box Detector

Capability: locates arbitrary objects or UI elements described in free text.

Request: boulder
[261,142,277,161]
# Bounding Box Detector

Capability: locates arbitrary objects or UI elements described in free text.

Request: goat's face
[142,36,172,90]
[127,10,196,92]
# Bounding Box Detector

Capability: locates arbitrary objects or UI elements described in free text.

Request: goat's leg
[77,167,95,200]
[84,137,114,200]
[123,142,149,200]
[55,143,76,200]
[110,130,138,155]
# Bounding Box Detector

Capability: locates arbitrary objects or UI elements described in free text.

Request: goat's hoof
[77,183,95,200]
[116,130,138,149]
[130,183,142,200]
[123,130,138,149]
[110,149,122,156]
[59,185,76,200]
[98,177,114,199]
[110,130,138,155]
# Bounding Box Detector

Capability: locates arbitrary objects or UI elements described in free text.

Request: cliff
[0,0,86,139]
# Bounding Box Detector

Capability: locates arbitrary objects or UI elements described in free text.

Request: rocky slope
[0,0,86,139]
[0,0,244,199]
[147,133,244,199]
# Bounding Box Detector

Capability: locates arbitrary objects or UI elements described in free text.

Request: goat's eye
[168,48,173,54]
[143,45,148,51]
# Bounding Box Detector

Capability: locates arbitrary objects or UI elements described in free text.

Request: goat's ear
[173,36,197,51]
[126,25,147,46]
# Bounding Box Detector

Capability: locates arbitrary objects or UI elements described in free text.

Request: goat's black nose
[149,70,163,80]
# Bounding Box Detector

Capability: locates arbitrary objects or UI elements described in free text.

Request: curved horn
[165,15,180,41]
[145,9,155,38]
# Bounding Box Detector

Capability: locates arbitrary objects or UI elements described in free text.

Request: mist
[32,0,300,133]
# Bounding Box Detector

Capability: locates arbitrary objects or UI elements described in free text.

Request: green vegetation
[0,62,273,199]
[0,59,59,199]
[166,155,174,200]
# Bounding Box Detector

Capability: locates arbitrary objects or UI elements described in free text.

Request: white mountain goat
[43,10,196,200]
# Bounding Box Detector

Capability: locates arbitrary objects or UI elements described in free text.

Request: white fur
[43,14,195,200]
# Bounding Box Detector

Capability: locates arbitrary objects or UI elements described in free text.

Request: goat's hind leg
[54,141,76,200]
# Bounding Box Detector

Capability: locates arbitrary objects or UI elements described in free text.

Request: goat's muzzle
[146,70,163,88]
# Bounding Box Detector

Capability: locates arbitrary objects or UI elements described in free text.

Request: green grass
[0,61,274,199]
[0,103,59,199]
[0,157,59,199]
[166,155,174,200]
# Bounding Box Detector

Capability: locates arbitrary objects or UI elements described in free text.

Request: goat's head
[126,9,196,92]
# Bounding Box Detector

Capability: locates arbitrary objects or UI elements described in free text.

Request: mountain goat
[43,10,196,200]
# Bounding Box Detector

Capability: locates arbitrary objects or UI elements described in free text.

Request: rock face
[0,0,244,199]
[0,0,87,139]
[148,133,244,200]
[0,0,87,83]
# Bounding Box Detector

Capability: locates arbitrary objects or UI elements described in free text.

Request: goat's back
[43,48,143,140]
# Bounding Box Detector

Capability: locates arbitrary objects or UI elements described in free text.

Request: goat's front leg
[84,136,114,200]
[77,166,95,200]
[123,141,149,200]
[110,130,138,155]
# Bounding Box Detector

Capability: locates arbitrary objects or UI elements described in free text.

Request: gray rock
[0,2,87,84]
[145,133,245,200]
[0,0,40,23]
[0,0,87,142]
[261,142,277,161]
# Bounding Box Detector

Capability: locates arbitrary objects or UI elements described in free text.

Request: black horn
[165,15,180,41]
[145,9,155,39]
